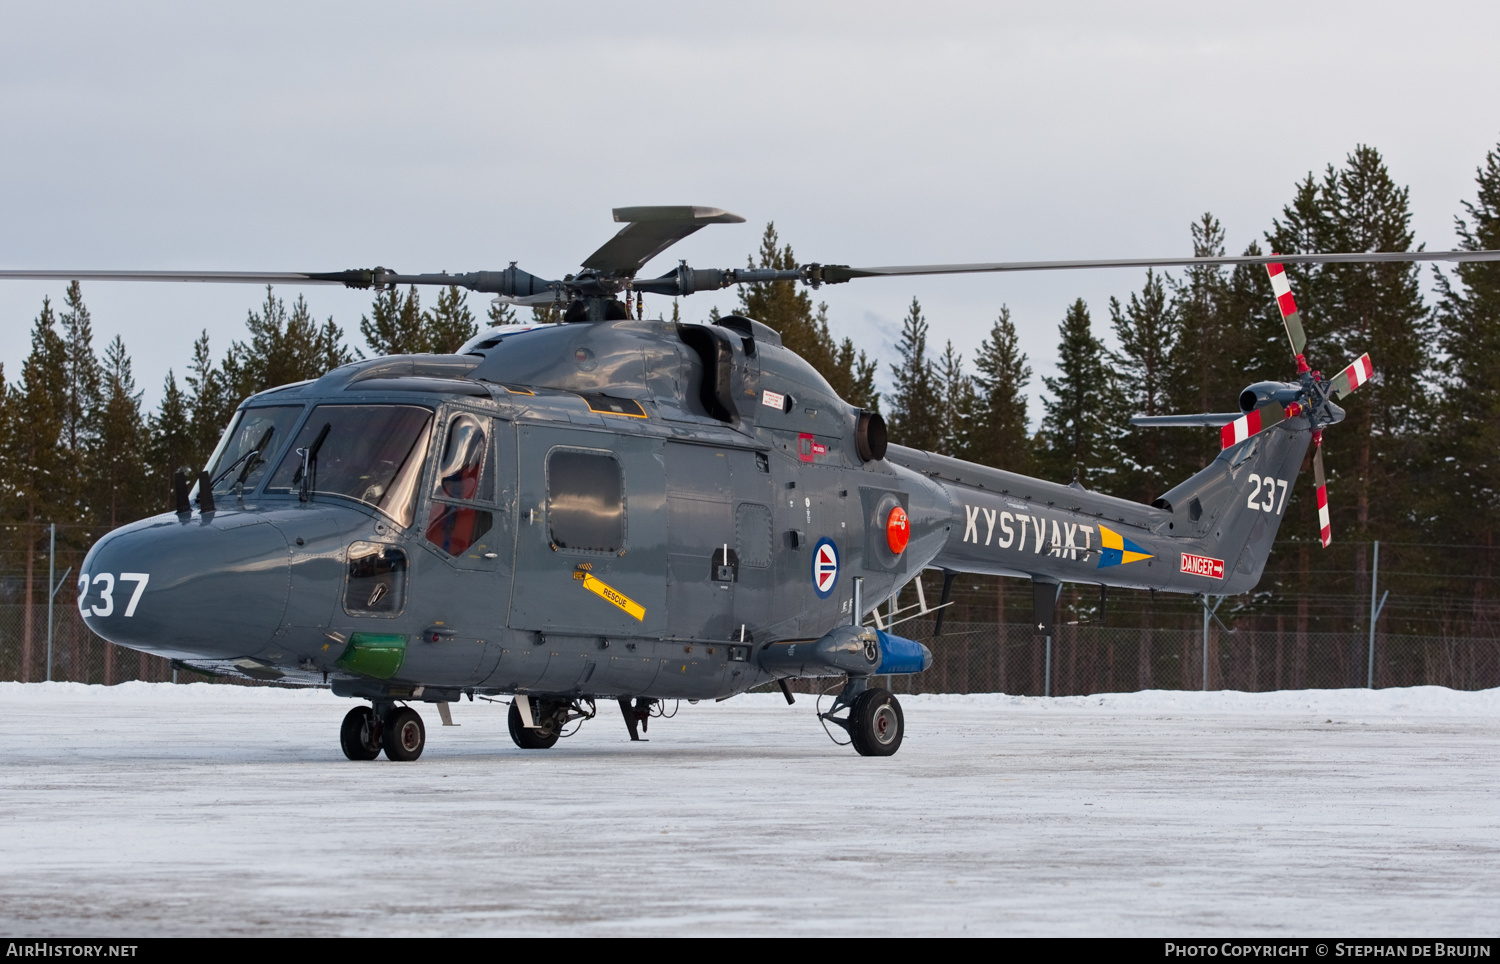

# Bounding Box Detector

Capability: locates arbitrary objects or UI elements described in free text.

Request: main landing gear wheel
[340,706,381,761]
[382,706,426,762]
[508,700,561,750]
[849,687,904,757]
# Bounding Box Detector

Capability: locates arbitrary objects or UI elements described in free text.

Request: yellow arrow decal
[581,573,646,622]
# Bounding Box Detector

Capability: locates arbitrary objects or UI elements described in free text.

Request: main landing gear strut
[818,677,905,756]
[340,703,427,762]
[506,696,596,750]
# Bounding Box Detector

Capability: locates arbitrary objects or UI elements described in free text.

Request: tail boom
[887,421,1311,597]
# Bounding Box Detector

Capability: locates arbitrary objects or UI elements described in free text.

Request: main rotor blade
[819,248,1500,283]
[1327,353,1374,400]
[0,266,563,297]
[0,269,353,285]
[581,206,745,277]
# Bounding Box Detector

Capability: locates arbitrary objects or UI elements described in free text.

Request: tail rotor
[1263,259,1376,548]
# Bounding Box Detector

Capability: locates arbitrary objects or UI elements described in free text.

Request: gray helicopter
[7,206,1498,759]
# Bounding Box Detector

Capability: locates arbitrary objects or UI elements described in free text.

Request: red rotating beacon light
[886,505,910,554]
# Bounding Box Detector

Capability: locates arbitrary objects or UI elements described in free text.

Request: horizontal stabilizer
[1131,413,1242,427]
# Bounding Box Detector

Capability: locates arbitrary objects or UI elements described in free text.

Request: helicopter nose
[80,512,291,661]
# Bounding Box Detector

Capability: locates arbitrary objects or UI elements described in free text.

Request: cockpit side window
[431,413,492,502]
[425,413,495,557]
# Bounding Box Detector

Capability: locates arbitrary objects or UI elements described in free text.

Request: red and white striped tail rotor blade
[1266,260,1311,372]
[1313,437,1331,548]
[1328,352,1374,400]
[1219,401,1287,450]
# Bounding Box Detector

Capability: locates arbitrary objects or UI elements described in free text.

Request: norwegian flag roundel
[812,538,840,598]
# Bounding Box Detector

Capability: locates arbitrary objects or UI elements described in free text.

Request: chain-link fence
[5,521,1499,694]
[887,620,1498,696]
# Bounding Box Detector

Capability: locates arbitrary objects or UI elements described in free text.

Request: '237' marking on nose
[78,572,150,617]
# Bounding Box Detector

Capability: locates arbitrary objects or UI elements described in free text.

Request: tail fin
[1154,420,1311,594]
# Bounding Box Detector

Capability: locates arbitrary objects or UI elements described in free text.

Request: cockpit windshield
[204,406,304,499]
[266,404,434,526]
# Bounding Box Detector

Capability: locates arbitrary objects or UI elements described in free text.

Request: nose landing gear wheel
[340,706,382,761]
[848,687,904,757]
[382,706,426,761]
[508,700,561,749]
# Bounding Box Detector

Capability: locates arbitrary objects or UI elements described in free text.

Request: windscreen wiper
[296,423,332,503]
[210,426,276,489]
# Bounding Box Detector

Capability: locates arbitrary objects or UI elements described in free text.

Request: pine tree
[1163,215,1240,476]
[821,304,880,409]
[317,316,352,374]
[227,288,351,399]
[737,224,878,404]
[1222,240,1285,382]
[1111,269,1176,502]
[1038,298,1120,489]
[426,285,479,352]
[488,300,519,326]
[9,299,68,679]
[738,224,836,373]
[934,341,976,459]
[969,306,1034,474]
[1268,146,1429,571]
[147,371,195,512]
[90,336,148,528]
[1434,140,1500,547]
[360,286,424,356]
[58,282,101,459]
[185,331,232,468]
[833,334,880,411]
[885,298,941,450]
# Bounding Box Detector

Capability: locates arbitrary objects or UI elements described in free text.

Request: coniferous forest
[5,141,1500,692]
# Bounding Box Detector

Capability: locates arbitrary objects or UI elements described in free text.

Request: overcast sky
[3,1,1498,421]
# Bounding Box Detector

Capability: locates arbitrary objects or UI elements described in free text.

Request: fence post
[46,524,55,683]
[1367,541,1388,689]
[1202,597,1210,691]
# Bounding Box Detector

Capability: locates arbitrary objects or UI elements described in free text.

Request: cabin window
[344,542,408,616]
[266,404,433,527]
[547,450,624,553]
[425,413,495,557]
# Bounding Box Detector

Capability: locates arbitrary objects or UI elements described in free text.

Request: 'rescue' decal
[1097,525,1153,569]
[762,389,785,410]
[1180,553,1225,580]
[574,567,646,621]
[960,504,1096,561]
[812,538,839,598]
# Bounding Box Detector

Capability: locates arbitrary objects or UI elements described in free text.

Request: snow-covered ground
[1,682,1497,936]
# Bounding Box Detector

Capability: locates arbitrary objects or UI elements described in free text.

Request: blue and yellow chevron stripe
[1097,524,1153,568]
